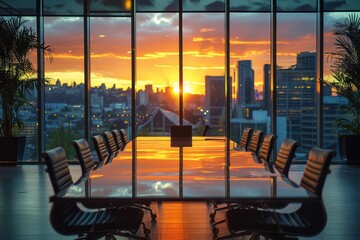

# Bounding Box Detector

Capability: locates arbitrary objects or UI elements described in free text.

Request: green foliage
[138,126,150,136]
[46,126,76,159]
[0,17,53,137]
[322,14,360,135]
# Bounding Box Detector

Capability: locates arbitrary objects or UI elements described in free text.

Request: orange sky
[43,13,341,95]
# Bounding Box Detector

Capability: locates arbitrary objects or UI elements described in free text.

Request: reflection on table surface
[62,136,314,201]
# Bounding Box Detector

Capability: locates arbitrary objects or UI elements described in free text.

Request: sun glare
[172,82,193,94]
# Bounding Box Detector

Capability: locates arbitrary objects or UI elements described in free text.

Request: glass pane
[90,17,132,139]
[276,13,317,160]
[136,13,179,196]
[137,0,178,12]
[137,0,224,12]
[324,0,360,11]
[89,0,131,15]
[230,13,271,144]
[323,12,356,163]
[44,0,83,16]
[183,0,224,12]
[0,0,36,15]
[136,13,179,136]
[44,17,84,160]
[14,17,39,162]
[277,0,317,12]
[90,15,132,184]
[230,0,271,12]
[183,13,225,136]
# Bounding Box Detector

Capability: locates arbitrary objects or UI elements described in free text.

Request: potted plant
[0,17,53,165]
[322,14,360,164]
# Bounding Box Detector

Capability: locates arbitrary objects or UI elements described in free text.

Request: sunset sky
[37,12,346,95]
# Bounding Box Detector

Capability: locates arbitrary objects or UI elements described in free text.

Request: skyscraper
[237,60,255,105]
[205,76,225,127]
[276,51,332,154]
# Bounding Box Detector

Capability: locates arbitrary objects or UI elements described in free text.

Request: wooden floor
[0,164,359,240]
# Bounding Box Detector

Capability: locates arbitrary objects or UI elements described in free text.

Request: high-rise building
[145,84,153,95]
[205,76,225,127]
[144,84,153,104]
[56,79,61,88]
[277,52,332,154]
[237,60,255,105]
[323,96,348,155]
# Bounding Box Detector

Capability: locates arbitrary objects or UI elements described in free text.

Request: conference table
[50,136,318,204]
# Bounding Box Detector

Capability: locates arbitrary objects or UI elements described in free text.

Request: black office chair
[92,134,112,165]
[213,147,335,240]
[239,127,252,151]
[245,139,301,210]
[72,135,157,221]
[248,129,264,155]
[42,147,150,240]
[258,134,277,162]
[210,139,299,222]
[119,128,130,150]
[103,131,119,159]
[111,129,124,152]
[274,139,301,176]
[71,138,103,182]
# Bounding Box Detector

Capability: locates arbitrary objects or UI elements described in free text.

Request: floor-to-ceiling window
[135,11,180,196]
[276,4,317,158]
[90,16,132,140]
[136,13,179,136]
[183,12,225,137]
[17,17,39,162]
[44,17,85,160]
[229,10,271,145]
[1,0,360,163]
[323,0,360,161]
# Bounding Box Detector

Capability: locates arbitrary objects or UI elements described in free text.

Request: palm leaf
[0,16,53,136]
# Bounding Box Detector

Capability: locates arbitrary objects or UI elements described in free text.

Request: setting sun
[172,82,194,94]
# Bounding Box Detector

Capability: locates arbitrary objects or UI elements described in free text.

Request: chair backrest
[239,127,252,150]
[71,138,95,177]
[91,134,111,165]
[42,147,73,197]
[274,139,300,176]
[119,128,129,150]
[248,129,264,155]
[259,134,277,162]
[202,124,212,136]
[43,147,89,236]
[103,131,118,158]
[111,129,124,152]
[300,147,335,196]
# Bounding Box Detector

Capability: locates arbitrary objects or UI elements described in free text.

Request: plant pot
[338,135,360,165]
[0,136,26,165]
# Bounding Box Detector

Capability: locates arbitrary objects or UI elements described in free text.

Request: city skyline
[35,12,345,94]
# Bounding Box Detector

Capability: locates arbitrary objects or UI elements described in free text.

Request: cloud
[324,0,346,10]
[200,28,215,33]
[231,1,270,11]
[139,51,179,60]
[230,40,271,45]
[53,53,84,60]
[205,1,224,11]
[183,65,224,70]
[230,49,270,59]
[164,0,179,11]
[137,0,155,8]
[193,37,216,43]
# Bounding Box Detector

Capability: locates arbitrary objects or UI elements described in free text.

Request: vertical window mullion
[316,0,324,148]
